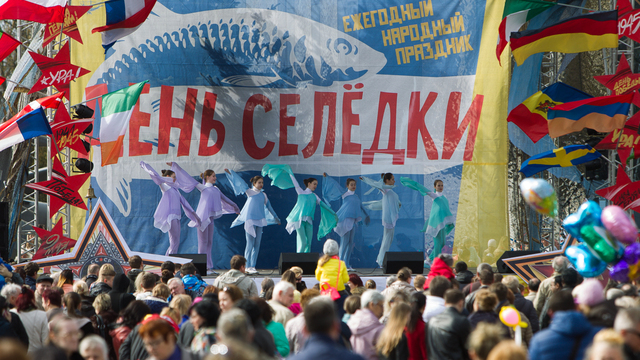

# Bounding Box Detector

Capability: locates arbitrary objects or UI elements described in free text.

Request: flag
[510,10,618,66]
[507,82,591,143]
[496,0,554,63]
[7,92,65,123]
[0,31,20,62]
[0,0,66,23]
[91,0,157,51]
[0,107,51,153]
[0,77,4,86]
[547,93,633,138]
[520,145,602,177]
[100,81,147,166]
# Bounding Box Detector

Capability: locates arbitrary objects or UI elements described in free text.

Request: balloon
[499,306,528,328]
[565,243,608,278]
[610,243,640,282]
[562,201,624,263]
[519,178,557,217]
[601,205,639,244]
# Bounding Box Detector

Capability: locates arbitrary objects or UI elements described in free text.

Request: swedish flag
[520,145,602,177]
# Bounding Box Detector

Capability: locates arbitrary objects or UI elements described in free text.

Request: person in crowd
[167,278,195,302]
[0,295,28,346]
[288,296,365,360]
[268,281,295,326]
[189,299,220,356]
[93,293,117,326]
[218,285,243,313]
[583,329,626,360]
[213,255,258,299]
[455,261,474,289]
[528,290,600,360]
[63,292,95,339]
[109,274,135,315]
[534,256,569,314]
[180,263,207,298]
[80,335,109,360]
[237,298,279,357]
[468,290,501,330]
[574,278,618,328]
[260,278,274,299]
[1,283,21,308]
[73,280,90,299]
[366,280,377,290]
[348,274,365,295]
[169,294,192,328]
[467,323,506,360]
[526,278,540,304]
[614,307,640,360]
[413,275,425,293]
[133,272,148,298]
[143,283,170,314]
[342,294,361,323]
[381,289,409,325]
[540,267,579,329]
[376,302,411,360]
[290,266,307,293]
[215,308,255,345]
[423,275,451,322]
[384,267,416,299]
[462,263,492,296]
[24,262,39,290]
[406,292,426,360]
[281,270,302,315]
[127,256,144,293]
[286,289,321,354]
[423,255,456,290]
[502,275,538,332]
[43,289,64,322]
[57,270,75,294]
[138,317,197,360]
[43,316,83,360]
[160,270,173,285]
[91,265,116,297]
[35,274,54,310]
[12,287,48,353]
[348,290,385,360]
[111,301,151,359]
[316,239,350,317]
[426,289,471,360]
[136,273,157,301]
[464,268,494,313]
[84,264,100,288]
[486,340,528,360]
[490,283,532,346]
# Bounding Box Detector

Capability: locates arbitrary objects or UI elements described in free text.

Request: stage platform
[202,267,428,293]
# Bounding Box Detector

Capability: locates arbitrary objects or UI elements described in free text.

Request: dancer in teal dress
[400,178,455,262]
[262,164,338,253]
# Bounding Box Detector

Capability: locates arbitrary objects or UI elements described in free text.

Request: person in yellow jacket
[315,239,350,318]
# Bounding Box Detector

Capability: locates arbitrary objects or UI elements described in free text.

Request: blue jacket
[287,334,365,360]
[529,311,600,360]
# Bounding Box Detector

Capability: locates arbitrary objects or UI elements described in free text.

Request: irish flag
[99,81,147,166]
[497,0,555,63]
[0,0,67,23]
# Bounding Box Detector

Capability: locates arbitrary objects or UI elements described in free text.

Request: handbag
[320,256,342,301]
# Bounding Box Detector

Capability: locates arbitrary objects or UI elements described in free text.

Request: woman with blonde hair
[143,283,170,314]
[56,269,74,294]
[315,239,349,317]
[169,294,192,327]
[218,285,243,312]
[73,281,88,298]
[376,302,411,360]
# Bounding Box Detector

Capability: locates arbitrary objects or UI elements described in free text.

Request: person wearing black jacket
[109,274,135,315]
[0,295,28,347]
[236,298,278,357]
[426,289,471,360]
[454,261,474,290]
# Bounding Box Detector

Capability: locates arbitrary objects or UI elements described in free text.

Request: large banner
[71,0,509,269]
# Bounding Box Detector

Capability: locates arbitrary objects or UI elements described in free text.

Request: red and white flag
[0,0,67,23]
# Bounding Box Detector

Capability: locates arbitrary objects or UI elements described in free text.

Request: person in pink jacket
[347,290,385,360]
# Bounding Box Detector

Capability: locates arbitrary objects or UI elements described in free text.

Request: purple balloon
[610,261,630,282]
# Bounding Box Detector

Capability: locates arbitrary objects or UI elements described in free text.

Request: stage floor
[202,268,426,293]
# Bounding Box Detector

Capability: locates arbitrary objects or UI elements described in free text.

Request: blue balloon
[565,244,608,278]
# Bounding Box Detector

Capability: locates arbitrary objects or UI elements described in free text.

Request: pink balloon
[601,205,638,244]
[501,308,520,326]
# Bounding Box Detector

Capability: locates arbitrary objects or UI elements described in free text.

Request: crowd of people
[0,245,637,360]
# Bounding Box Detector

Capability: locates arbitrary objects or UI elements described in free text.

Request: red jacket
[405,319,427,360]
[424,258,455,290]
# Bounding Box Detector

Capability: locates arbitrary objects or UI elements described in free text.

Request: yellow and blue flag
[520,144,602,176]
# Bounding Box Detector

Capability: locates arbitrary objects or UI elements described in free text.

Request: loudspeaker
[383,252,423,275]
[279,252,319,275]
[497,251,539,273]
[169,254,207,276]
[0,202,7,261]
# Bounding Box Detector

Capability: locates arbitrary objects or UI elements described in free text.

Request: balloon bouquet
[519,178,639,281]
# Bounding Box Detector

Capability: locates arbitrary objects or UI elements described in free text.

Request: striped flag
[0,0,66,23]
[0,31,20,62]
[91,0,157,51]
[99,81,147,166]
[496,0,554,63]
[0,107,51,153]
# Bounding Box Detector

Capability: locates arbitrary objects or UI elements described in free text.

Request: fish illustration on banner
[72,0,509,269]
